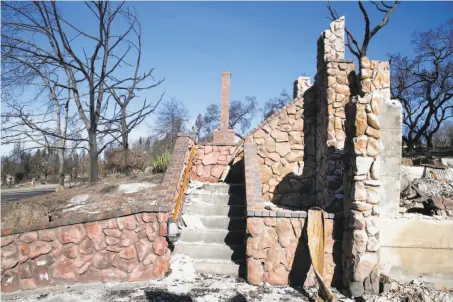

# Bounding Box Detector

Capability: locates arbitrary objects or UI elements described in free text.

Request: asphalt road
[1,185,58,203]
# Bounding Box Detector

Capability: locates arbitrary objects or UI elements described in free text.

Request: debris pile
[400,165,453,217]
[369,280,453,302]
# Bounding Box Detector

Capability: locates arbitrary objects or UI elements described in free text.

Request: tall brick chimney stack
[213,72,235,144]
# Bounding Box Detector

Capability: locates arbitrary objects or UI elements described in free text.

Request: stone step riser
[185,194,244,206]
[184,204,245,217]
[199,217,246,231]
[198,184,245,196]
[174,243,245,261]
[180,230,245,245]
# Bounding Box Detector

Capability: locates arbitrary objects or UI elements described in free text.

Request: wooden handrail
[173,145,197,221]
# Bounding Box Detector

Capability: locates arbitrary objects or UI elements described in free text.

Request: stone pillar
[379,99,402,217]
[293,76,311,99]
[314,16,355,214]
[317,16,345,74]
[213,72,235,144]
[342,57,388,297]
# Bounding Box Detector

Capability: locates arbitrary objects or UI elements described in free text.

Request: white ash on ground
[3,254,453,301]
[367,280,453,302]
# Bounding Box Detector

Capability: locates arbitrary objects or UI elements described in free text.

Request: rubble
[413,178,453,198]
[369,280,453,302]
[400,173,453,217]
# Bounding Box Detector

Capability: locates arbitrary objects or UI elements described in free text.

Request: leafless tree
[1,67,78,187]
[192,114,205,142]
[327,0,400,68]
[263,90,291,119]
[106,19,164,176]
[1,1,153,183]
[202,96,258,139]
[391,20,453,151]
[153,98,189,152]
[432,122,453,149]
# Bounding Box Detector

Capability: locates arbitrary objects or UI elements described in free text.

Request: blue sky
[124,1,452,130]
[3,1,453,154]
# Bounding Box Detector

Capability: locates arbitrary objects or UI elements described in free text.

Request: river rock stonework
[315,58,356,214]
[246,77,315,210]
[1,213,170,293]
[342,57,387,297]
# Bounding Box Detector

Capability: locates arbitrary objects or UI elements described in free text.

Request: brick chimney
[213,72,235,144]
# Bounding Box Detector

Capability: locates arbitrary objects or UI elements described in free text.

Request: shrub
[151,152,171,173]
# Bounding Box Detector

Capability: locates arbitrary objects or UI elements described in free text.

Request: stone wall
[243,141,342,287]
[246,78,315,210]
[341,57,388,297]
[315,59,356,214]
[0,133,198,293]
[322,16,345,61]
[1,213,170,293]
[243,17,354,214]
[190,144,240,182]
[246,216,342,287]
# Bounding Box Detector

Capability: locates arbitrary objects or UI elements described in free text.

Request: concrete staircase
[174,182,246,276]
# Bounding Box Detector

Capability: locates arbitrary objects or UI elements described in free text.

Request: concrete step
[198,183,245,196]
[184,204,245,217]
[199,216,246,231]
[193,260,245,277]
[173,242,245,262]
[185,192,244,206]
[180,229,245,245]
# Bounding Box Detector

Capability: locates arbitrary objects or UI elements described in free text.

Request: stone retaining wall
[0,133,197,293]
[1,213,170,293]
[246,216,342,287]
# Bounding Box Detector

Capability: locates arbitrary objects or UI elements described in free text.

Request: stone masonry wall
[244,141,343,287]
[190,144,241,182]
[314,16,355,215]
[246,217,341,287]
[341,57,388,297]
[1,213,170,293]
[315,59,356,214]
[246,77,315,210]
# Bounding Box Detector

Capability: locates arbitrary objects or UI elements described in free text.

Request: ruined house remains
[2,16,452,298]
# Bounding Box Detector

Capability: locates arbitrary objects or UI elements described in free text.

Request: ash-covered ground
[2,255,452,302]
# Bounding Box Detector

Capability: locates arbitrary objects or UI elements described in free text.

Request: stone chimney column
[293,76,311,99]
[213,72,235,144]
